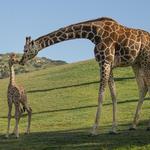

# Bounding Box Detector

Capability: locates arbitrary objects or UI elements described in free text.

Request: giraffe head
[19,36,39,65]
[8,53,19,66]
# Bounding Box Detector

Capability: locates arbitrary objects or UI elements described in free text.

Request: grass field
[0,59,149,150]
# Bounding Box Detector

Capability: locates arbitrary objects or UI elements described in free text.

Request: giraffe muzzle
[19,60,25,66]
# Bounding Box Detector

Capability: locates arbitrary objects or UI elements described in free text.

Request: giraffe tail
[19,104,26,113]
[23,106,26,112]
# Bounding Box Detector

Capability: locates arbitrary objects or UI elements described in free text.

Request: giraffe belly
[114,44,140,67]
[113,55,135,67]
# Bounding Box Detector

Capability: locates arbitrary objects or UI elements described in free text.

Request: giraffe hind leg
[108,70,118,134]
[147,119,150,131]
[147,87,150,130]
[130,65,148,130]
[12,104,23,135]
[130,86,147,130]
[23,103,32,134]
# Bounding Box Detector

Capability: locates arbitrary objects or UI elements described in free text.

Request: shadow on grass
[0,97,149,119]
[0,121,150,150]
[25,97,149,117]
[27,77,135,93]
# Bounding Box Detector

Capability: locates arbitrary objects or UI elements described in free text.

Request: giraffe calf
[6,53,32,138]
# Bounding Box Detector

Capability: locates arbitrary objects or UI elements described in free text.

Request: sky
[0,0,150,63]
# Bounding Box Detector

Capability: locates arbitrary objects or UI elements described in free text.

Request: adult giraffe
[20,17,150,135]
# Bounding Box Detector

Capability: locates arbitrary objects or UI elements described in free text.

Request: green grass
[0,59,149,150]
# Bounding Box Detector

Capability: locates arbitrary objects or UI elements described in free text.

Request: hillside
[0,53,66,79]
[0,59,149,150]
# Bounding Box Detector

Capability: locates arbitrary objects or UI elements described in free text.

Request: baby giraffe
[6,53,32,138]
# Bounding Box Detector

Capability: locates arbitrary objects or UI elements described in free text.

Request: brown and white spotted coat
[6,53,32,138]
[20,17,150,134]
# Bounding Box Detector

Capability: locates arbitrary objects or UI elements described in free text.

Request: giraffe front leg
[108,71,118,134]
[6,102,12,138]
[91,62,111,135]
[12,110,22,135]
[91,89,104,135]
[130,88,147,130]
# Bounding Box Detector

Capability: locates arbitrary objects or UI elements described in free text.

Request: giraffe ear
[26,37,29,44]
[26,36,32,44]
[31,40,35,46]
[8,53,15,59]
[29,36,31,41]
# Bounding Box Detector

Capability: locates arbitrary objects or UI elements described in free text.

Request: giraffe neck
[9,65,16,85]
[35,23,101,51]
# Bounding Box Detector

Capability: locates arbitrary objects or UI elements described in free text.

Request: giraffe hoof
[11,132,15,135]
[5,135,9,139]
[129,127,136,130]
[15,134,19,139]
[25,132,30,135]
[90,124,99,136]
[146,127,150,131]
[109,130,118,135]
[89,134,99,137]
[90,131,99,136]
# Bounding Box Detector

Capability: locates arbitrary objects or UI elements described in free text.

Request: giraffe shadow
[27,76,135,93]
[0,121,149,150]
[0,97,149,119]
[24,97,149,117]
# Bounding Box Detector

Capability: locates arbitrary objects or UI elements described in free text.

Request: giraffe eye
[24,49,27,52]
[24,46,28,52]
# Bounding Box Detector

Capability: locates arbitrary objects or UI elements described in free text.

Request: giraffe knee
[22,106,26,112]
[15,112,20,119]
[27,107,32,115]
[8,114,11,119]
[29,107,32,112]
